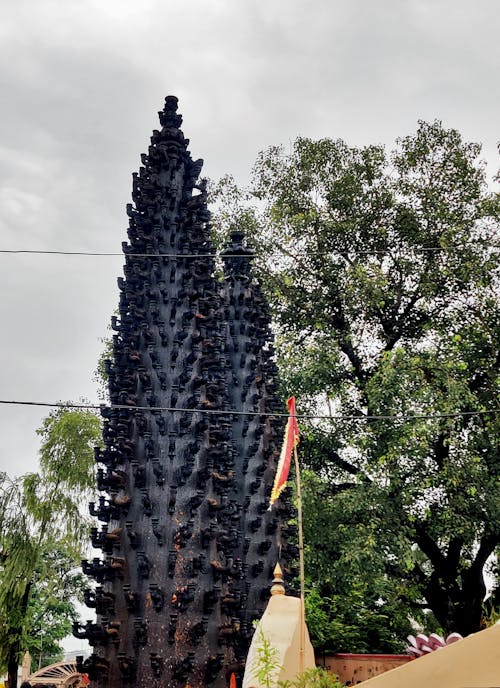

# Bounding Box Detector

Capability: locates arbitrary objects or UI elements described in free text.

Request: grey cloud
[0,0,498,476]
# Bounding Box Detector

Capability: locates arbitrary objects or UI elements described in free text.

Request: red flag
[269,397,300,508]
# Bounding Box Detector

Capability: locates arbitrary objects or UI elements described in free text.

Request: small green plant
[481,603,500,629]
[280,667,345,688]
[250,626,345,688]
[251,627,283,688]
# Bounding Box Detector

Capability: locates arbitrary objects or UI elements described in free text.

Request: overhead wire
[0,245,498,258]
[0,399,497,422]
[0,248,496,423]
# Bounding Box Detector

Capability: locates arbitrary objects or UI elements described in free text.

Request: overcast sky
[0,0,499,481]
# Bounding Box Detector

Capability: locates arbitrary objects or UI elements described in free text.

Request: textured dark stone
[78,96,294,688]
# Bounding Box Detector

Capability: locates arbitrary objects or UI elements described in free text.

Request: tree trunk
[7,652,18,688]
[7,583,32,688]
[420,533,497,635]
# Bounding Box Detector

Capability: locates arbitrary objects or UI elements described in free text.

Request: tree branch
[432,432,450,470]
[446,536,464,571]
[471,533,499,572]
[327,450,370,481]
[414,523,447,569]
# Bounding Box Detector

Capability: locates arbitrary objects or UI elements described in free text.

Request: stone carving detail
[78,96,294,688]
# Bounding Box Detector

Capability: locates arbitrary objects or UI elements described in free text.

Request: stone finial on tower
[270,563,285,596]
[159,94,183,129]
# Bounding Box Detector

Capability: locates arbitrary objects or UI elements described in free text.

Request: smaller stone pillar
[20,652,31,683]
[243,564,315,688]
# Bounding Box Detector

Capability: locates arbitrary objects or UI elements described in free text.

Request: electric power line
[0,250,238,257]
[0,398,497,422]
[0,245,498,259]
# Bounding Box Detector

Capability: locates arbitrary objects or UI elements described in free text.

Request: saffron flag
[269,396,300,508]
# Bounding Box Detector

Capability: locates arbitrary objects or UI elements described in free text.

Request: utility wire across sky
[0,245,498,258]
[0,399,497,422]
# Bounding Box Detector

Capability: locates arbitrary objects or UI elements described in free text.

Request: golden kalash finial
[270,563,285,596]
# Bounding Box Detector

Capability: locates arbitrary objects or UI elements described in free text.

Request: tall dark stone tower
[75,97,295,688]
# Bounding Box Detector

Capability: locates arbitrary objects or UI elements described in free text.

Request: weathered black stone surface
[76,97,294,688]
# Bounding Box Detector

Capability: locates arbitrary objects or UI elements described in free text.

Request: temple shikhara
[74,96,296,688]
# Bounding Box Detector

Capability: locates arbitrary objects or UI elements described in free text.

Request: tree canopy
[22,544,87,669]
[212,120,499,650]
[0,407,101,686]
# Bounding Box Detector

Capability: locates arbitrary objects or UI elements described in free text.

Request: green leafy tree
[301,471,419,652]
[212,121,499,645]
[0,407,100,687]
[93,326,114,401]
[24,544,87,669]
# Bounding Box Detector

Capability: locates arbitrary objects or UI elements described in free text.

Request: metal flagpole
[293,444,306,674]
[269,396,306,673]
